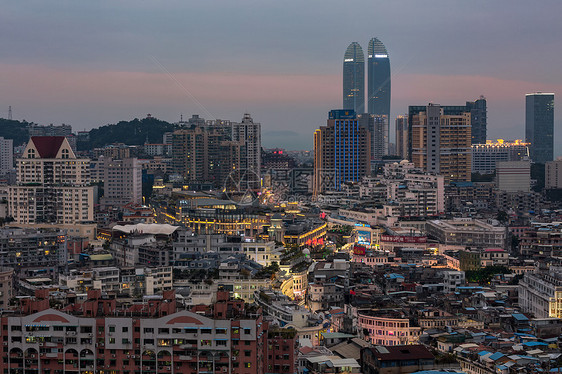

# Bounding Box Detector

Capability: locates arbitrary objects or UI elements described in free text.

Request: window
[245,362,251,368]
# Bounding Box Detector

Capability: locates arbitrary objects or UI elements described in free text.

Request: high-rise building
[466,96,487,144]
[526,92,555,163]
[358,113,387,160]
[343,42,365,113]
[100,157,143,209]
[313,110,371,195]
[367,37,391,123]
[471,139,530,174]
[232,113,262,190]
[411,104,472,182]
[0,136,13,175]
[395,115,409,160]
[8,136,93,224]
[408,97,486,160]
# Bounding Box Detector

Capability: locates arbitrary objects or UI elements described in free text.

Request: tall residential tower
[343,42,365,113]
[526,92,554,163]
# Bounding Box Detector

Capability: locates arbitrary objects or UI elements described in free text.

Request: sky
[1,1,561,151]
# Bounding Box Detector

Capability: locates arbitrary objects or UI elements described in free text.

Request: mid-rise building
[496,160,531,192]
[471,139,530,174]
[313,110,371,195]
[395,115,408,160]
[411,104,472,182]
[0,290,297,374]
[8,136,94,224]
[0,136,13,175]
[100,157,143,209]
[526,92,555,163]
[343,42,365,113]
[426,218,506,248]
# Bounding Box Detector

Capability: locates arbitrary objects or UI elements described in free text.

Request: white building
[519,269,562,318]
[0,136,13,175]
[241,241,283,267]
[100,157,142,208]
[439,270,465,293]
[426,218,506,248]
[8,136,93,224]
[496,160,531,192]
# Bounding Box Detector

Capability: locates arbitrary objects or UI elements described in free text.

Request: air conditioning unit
[112,354,116,358]
[88,333,93,337]
[167,368,171,371]
[127,355,130,358]
[39,343,44,347]
[3,342,7,346]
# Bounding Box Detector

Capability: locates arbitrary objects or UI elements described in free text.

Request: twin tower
[343,38,391,119]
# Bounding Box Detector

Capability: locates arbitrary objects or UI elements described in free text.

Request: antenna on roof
[8,106,12,120]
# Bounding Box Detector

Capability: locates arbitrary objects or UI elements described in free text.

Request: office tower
[367,37,391,121]
[526,92,555,163]
[0,136,13,175]
[100,157,143,209]
[466,96,487,144]
[232,113,262,190]
[411,104,472,182]
[496,160,531,192]
[343,42,365,113]
[358,113,387,160]
[472,139,530,174]
[313,110,371,194]
[8,136,93,224]
[408,97,486,159]
[395,115,409,160]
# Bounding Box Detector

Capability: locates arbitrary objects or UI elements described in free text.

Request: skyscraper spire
[343,42,365,113]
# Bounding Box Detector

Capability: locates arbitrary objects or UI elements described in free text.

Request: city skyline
[0,1,561,152]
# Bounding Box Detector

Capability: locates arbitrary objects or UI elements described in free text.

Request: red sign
[353,245,366,255]
[380,235,427,244]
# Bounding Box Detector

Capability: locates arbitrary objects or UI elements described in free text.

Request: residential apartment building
[545,159,562,189]
[100,157,143,209]
[411,103,472,182]
[232,113,262,190]
[8,136,94,224]
[496,160,531,192]
[0,290,296,374]
[357,309,421,346]
[395,115,408,160]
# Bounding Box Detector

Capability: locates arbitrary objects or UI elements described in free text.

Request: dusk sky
[1,1,561,151]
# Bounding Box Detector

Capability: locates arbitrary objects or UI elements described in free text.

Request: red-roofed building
[361,344,435,374]
[8,136,94,224]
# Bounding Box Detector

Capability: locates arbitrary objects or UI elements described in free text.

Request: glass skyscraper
[343,42,365,113]
[367,37,391,118]
[526,92,555,163]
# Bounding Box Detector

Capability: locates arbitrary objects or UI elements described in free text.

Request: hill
[0,118,31,146]
[80,117,177,150]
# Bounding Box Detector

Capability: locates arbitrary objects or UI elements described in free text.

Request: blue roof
[512,313,529,321]
[478,351,491,356]
[489,352,505,361]
[385,273,405,279]
[522,341,548,347]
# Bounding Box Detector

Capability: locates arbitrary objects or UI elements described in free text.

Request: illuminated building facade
[313,110,371,195]
[367,37,391,123]
[471,139,530,174]
[343,42,365,113]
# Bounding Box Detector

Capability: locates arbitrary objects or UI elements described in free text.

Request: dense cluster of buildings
[0,36,560,374]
